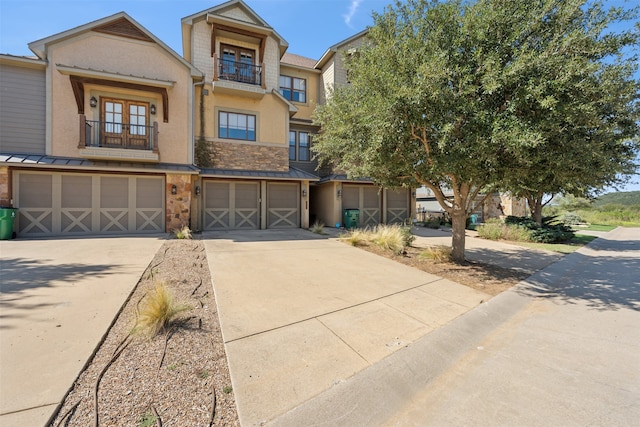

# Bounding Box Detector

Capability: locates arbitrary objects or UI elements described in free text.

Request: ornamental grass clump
[135,281,190,337]
[310,221,327,235]
[371,224,414,255]
[419,245,453,263]
[340,229,369,247]
[174,225,192,240]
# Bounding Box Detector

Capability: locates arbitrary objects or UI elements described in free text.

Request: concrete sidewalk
[269,227,639,426]
[0,235,164,427]
[204,229,491,426]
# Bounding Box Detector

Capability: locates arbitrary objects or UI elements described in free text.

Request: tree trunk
[451,209,467,263]
[527,193,544,226]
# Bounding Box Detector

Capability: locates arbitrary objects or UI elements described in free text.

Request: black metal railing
[82,119,157,151]
[217,58,262,86]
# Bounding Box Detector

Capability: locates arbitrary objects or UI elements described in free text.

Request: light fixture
[195,186,201,196]
[302,188,307,198]
[171,184,177,195]
[90,96,97,108]
[337,188,342,198]
[150,104,157,115]
[411,190,416,198]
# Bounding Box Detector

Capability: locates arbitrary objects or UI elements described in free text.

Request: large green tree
[313,0,639,262]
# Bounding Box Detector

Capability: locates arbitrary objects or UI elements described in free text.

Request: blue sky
[0,0,638,192]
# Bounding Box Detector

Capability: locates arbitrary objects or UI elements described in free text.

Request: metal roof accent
[0,153,199,174]
[316,174,374,184]
[200,166,319,181]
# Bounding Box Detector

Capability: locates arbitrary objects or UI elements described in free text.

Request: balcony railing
[79,116,158,152]
[216,57,263,86]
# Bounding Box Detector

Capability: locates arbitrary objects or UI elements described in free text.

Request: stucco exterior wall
[280,64,319,121]
[311,182,341,227]
[48,33,192,164]
[204,92,288,145]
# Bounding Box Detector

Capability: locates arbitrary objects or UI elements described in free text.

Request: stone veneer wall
[210,140,288,172]
[0,167,10,206]
[485,193,527,219]
[166,174,194,232]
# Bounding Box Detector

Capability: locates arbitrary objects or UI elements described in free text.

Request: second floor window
[279,76,306,103]
[219,111,256,141]
[289,131,310,161]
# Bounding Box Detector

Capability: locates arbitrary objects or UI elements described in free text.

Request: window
[279,75,306,103]
[289,131,311,161]
[219,111,256,141]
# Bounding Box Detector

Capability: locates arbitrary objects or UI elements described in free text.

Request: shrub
[419,245,452,262]
[371,225,406,255]
[477,219,504,240]
[135,281,190,337]
[560,212,584,226]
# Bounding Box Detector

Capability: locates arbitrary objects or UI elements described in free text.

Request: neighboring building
[0,0,435,238]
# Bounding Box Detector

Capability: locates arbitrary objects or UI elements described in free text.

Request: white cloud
[343,0,363,26]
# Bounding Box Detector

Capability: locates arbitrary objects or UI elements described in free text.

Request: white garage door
[267,182,299,228]
[386,189,410,224]
[203,181,259,230]
[342,184,381,228]
[14,171,164,236]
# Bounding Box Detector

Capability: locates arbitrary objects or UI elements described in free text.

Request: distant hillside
[594,191,640,206]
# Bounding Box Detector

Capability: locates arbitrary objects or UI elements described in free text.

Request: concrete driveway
[0,235,164,427]
[204,229,489,426]
[269,227,640,426]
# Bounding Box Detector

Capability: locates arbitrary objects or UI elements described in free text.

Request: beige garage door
[342,184,381,228]
[267,182,299,228]
[386,189,410,224]
[14,171,164,236]
[203,181,259,230]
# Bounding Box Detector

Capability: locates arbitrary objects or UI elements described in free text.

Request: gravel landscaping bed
[50,238,239,427]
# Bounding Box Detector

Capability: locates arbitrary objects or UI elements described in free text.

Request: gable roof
[281,53,317,69]
[315,28,368,69]
[181,0,288,58]
[28,12,203,79]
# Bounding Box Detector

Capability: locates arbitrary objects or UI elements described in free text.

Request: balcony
[213,57,266,98]
[77,115,159,162]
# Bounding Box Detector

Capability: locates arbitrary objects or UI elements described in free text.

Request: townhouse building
[8,0,534,239]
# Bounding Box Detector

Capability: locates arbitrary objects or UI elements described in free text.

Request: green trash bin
[343,209,360,230]
[0,208,17,240]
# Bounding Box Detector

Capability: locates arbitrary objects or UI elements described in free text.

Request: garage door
[342,185,381,228]
[267,182,299,228]
[14,171,164,236]
[203,181,259,230]
[386,189,410,224]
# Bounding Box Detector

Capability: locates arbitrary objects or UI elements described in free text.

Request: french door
[101,98,149,148]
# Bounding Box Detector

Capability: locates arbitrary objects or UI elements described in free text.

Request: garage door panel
[15,171,164,236]
[204,181,258,230]
[386,189,409,224]
[267,183,299,228]
[343,184,381,228]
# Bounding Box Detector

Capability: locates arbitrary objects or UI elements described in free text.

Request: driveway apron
[0,236,164,427]
[204,229,489,426]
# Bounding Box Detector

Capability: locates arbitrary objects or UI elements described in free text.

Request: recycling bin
[343,209,360,230]
[0,208,17,240]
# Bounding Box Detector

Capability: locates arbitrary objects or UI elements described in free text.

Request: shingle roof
[281,53,317,69]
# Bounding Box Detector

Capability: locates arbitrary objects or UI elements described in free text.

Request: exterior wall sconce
[150,104,157,115]
[195,186,201,196]
[302,188,307,198]
[411,190,416,198]
[171,184,177,195]
[337,188,342,198]
[90,96,97,108]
